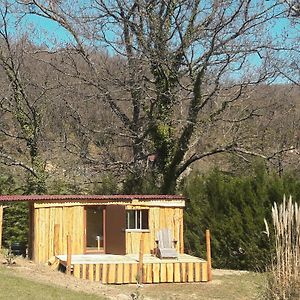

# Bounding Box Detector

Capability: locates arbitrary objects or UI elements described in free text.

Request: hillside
[1,79,300,193]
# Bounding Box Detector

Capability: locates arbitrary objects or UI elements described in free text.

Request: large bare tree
[14,0,295,192]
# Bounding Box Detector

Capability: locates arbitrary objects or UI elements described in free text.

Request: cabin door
[85,206,104,253]
[105,205,126,255]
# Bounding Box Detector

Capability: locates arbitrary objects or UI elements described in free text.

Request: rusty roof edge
[0,194,186,202]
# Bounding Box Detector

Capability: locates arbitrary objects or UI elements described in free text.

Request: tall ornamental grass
[263,196,300,300]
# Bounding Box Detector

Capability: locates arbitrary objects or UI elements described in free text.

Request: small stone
[114,293,131,300]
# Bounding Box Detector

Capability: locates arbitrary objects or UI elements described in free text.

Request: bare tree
[282,0,300,16]
[16,0,294,192]
[0,2,54,193]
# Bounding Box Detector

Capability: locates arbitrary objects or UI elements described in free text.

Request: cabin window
[126,210,149,230]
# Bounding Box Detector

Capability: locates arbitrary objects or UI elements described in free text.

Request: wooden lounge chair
[155,228,178,259]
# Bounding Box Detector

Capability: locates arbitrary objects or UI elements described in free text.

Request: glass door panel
[86,207,104,252]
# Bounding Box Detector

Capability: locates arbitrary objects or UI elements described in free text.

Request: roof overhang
[0,194,186,208]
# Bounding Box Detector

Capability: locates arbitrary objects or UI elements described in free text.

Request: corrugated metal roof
[0,194,185,202]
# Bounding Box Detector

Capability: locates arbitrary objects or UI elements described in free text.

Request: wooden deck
[56,254,208,284]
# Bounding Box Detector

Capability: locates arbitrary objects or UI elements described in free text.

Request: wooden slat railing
[72,261,208,284]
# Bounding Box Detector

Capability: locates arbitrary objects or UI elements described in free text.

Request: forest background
[1,0,300,270]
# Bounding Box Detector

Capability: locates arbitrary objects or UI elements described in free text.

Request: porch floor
[56,254,208,284]
[56,253,206,264]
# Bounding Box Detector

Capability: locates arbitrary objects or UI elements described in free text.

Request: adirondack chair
[155,228,178,259]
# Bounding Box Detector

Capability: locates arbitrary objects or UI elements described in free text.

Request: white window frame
[126,209,149,232]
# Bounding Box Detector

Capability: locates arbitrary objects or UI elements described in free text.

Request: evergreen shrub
[182,167,300,270]
[0,174,28,248]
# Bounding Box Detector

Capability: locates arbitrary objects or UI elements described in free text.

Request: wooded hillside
[1,0,300,193]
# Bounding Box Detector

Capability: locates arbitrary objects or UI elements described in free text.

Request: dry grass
[0,256,262,300]
[0,266,106,300]
[130,272,262,300]
[263,196,300,300]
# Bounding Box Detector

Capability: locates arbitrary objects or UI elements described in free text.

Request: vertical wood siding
[125,207,184,254]
[33,204,184,262]
[33,206,84,263]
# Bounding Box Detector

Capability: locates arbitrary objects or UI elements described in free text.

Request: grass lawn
[0,262,263,300]
[0,267,106,300]
[117,272,263,300]
[139,273,263,299]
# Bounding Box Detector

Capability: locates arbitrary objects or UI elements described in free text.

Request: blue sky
[18,14,73,47]
[9,1,297,49]
[5,1,298,84]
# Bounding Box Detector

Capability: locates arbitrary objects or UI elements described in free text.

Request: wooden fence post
[66,235,72,275]
[138,233,145,283]
[54,224,60,256]
[206,229,212,281]
[0,206,3,250]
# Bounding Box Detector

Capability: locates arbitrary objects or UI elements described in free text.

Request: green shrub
[48,178,83,195]
[92,174,121,195]
[182,167,300,270]
[0,174,28,248]
[123,172,160,194]
[2,202,29,248]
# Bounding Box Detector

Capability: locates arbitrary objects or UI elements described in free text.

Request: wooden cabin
[0,195,209,284]
[0,195,185,262]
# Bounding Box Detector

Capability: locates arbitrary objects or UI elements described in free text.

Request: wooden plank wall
[126,207,184,255]
[33,203,184,262]
[33,206,84,263]
[28,203,34,259]
[72,261,208,284]
[0,205,3,249]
